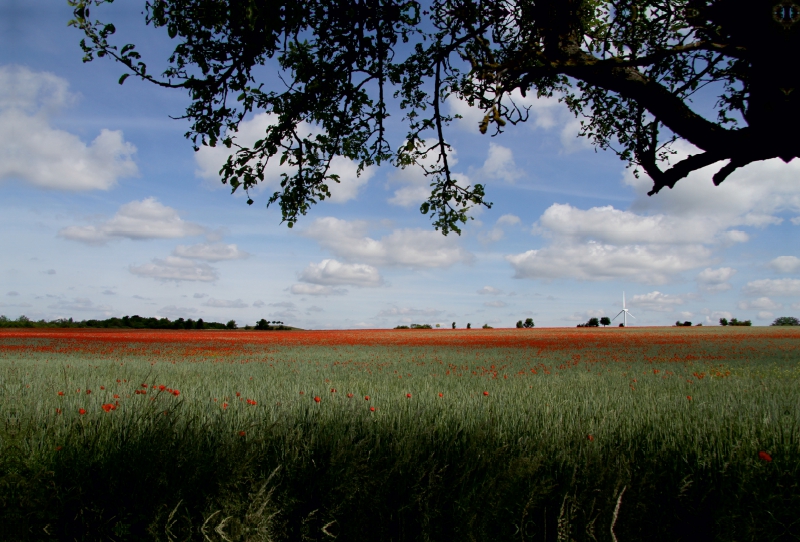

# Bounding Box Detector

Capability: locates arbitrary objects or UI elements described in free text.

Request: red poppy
[299,391,305,395]
[483,391,489,396]
[236,392,241,397]
[239,431,246,437]
[57,391,64,396]
[222,402,228,409]
[370,406,376,412]
[406,393,412,398]
[117,379,121,383]
[78,408,86,415]
[438,393,443,397]
[331,388,336,393]
[687,395,692,401]
[100,386,105,390]
[113,394,119,399]
[56,446,62,451]
[587,434,594,441]
[86,389,91,395]
[159,385,166,391]
[364,395,370,400]
[759,451,772,462]
[101,403,115,412]
[55,408,62,414]
[141,383,147,388]
[172,390,180,396]
[347,393,354,398]
[314,396,321,403]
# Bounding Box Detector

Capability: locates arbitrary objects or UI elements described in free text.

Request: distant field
[3,327,799,541]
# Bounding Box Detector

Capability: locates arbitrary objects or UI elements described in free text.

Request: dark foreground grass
[2,327,799,541]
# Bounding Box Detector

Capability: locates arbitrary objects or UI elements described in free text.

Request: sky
[2,1,799,329]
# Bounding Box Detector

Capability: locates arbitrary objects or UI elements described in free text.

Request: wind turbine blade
[628,312,635,319]
[623,291,626,309]
[613,310,624,320]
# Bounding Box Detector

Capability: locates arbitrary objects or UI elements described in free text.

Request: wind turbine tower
[613,292,635,327]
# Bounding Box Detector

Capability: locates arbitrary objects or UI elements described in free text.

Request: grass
[2,326,799,541]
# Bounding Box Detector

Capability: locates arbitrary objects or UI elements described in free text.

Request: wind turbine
[613,292,635,327]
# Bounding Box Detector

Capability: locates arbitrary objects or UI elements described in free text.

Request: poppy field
[3,326,799,541]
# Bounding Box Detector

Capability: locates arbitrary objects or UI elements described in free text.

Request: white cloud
[302,217,472,269]
[299,259,383,287]
[173,243,249,261]
[484,300,507,308]
[697,267,737,292]
[627,291,685,312]
[129,257,218,282]
[768,256,800,274]
[377,306,443,321]
[737,297,782,311]
[204,298,248,309]
[474,143,523,183]
[565,309,606,322]
[47,297,112,313]
[743,279,800,297]
[497,214,521,226]
[507,242,710,284]
[0,65,137,191]
[195,113,372,201]
[477,286,503,295]
[60,198,205,245]
[758,311,774,320]
[157,305,199,318]
[289,284,347,296]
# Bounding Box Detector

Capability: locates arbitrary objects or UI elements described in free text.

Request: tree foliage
[69,0,800,234]
[771,316,800,326]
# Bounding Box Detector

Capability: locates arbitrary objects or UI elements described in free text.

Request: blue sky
[2,1,799,329]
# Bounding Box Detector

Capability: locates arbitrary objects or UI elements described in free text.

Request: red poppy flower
[117,379,121,383]
[100,386,105,390]
[364,395,370,400]
[159,385,166,391]
[78,408,86,415]
[55,408,62,414]
[331,388,336,393]
[56,446,62,451]
[113,394,119,399]
[687,395,692,401]
[370,406,376,412]
[299,391,305,395]
[759,451,772,462]
[239,431,246,437]
[236,392,241,397]
[347,393,354,398]
[314,396,321,403]
[101,403,115,412]
[222,402,228,409]
[141,383,147,388]
[172,390,180,396]
[587,435,594,441]
[438,393,443,397]
[57,391,64,396]
[86,389,91,395]
[406,393,412,398]
[483,391,489,396]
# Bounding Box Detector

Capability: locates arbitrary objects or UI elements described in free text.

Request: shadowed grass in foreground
[2,327,799,540]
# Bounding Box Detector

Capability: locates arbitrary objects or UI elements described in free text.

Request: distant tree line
[0,315,293,330]
[516,318,535,329]
[394,324,433,329]
[719,318,752,326]
[770,316,800,326]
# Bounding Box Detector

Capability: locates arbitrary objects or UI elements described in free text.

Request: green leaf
[118,73,130,85]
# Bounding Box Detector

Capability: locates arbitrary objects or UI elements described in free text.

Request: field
[3,326,799,541]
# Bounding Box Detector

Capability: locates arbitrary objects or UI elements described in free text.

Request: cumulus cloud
[768,256,800,274]
[303,217,472,269]
[477,286,503,295]
[627,291,685,312]
[204,298,248,309]
[738,297,782,311]
[60,198,205,245]
[697,267,737,292]
[47,297,112,314]
[173,243,249,261]
[497,214,521,226]
[377,306,444,320]
[129,257,218,282]
[289,284,347,296]
[473,143,523,183]
[743,278,800,297]
[158,305,199,318]
[0,65,137,191]
[299,259,383,287]
[195,113,373,202]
